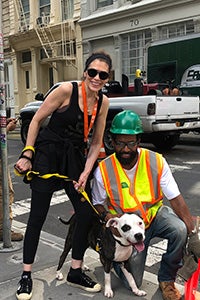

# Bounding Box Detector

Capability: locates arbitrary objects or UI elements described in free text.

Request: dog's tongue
[134,241,145,252]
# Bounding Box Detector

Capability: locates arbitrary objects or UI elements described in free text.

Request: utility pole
[0,0,12,248]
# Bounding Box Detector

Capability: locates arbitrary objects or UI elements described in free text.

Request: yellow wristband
[22,146,35,154]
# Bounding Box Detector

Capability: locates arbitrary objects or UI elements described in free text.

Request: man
[92,110,200,300]
[0,118,23,241]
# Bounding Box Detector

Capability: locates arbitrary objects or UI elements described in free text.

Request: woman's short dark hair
[84,51,112,72]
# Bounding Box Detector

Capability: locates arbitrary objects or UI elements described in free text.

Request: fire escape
[14,0,77,68]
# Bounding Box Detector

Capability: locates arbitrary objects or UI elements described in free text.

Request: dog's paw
[133,289,147,296]
[56,270,64,280]
[104,288,114,298]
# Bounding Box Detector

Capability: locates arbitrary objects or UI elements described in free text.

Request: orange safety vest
[99,148,164,228]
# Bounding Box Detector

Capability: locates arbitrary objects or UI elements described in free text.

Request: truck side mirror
[35,93,44,101]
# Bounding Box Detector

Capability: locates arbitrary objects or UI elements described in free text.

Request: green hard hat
[110,110,143,135]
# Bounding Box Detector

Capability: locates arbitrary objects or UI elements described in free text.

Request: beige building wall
[3,0,200,115]
[80,0,200,83]
[2,0,83,114]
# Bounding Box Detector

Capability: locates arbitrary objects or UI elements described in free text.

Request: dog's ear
[106,217,119,228]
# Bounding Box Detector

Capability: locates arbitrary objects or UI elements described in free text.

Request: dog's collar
[114,237,131,247]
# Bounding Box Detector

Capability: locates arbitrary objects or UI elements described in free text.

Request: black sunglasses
[87,68,109,80]
[114,140,138,149]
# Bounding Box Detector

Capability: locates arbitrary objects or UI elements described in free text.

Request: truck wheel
[103,122,114,155]
[20,119,31,144]
[152,134,180,150]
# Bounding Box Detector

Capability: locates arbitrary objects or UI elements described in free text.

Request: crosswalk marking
[146,240,167,267]
[169,164,191,173]
[12,190,68,217]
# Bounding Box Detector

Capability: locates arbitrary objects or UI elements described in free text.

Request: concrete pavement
[0,220,185,300]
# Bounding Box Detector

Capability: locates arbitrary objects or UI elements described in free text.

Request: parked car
[19,82,63,144]
[19,82,120,154]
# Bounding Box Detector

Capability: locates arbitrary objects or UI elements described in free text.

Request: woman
[15,51,112,300]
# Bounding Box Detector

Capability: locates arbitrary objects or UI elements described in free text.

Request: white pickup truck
[103,94,200,152]
[19,83,200,152]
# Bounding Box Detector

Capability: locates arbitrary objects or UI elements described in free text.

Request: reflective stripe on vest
[99,148,164,227]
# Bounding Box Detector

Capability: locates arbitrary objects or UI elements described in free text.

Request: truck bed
[108,95,200,133]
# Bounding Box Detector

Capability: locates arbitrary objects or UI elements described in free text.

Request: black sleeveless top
[47,81,102,144]
[30,82,103,192]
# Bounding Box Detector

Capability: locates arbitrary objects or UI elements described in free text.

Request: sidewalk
[0,220,185,300]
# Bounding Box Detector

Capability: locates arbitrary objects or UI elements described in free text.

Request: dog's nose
[135,233,143,241]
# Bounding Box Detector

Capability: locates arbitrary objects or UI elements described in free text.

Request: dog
[56,213,146,298]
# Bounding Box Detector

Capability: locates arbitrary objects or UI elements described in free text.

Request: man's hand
[6,118,16,132]
[177,253,198,281]
[187,232,200,260]
[178,231,200,281]
[104,212,123,223]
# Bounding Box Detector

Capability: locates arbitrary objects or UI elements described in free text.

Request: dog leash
[14,169,100,215]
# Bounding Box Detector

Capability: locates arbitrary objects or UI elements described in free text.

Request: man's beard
[116,150,137,166]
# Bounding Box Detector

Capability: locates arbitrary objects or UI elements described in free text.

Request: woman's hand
[73,171,89,192]
[14,157,32,174]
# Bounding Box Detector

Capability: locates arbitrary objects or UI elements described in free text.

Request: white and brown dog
[56,213,146,298]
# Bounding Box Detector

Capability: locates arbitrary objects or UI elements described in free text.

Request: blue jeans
[113,205,187,288]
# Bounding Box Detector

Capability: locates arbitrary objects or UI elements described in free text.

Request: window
[121,30,151,84]
[22,51,31,63]
[39,0,50,17]
[25,70,30,89]
[158,20,194,40]
[20,0,30,29]
[97,0,113,9]
[37,0,50,25]
[4,64,10,100]
[21,0,30,16]
[49,67,54,88]
[40,48,52,59]
[62,0,74,20]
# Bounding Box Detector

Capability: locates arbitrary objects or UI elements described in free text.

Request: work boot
[67,267,101,292]
[0,230,23,241]
[159,281,182,300]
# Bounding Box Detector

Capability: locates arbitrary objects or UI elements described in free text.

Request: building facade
[2,0,82,115]
[80,0,200,84]
[2,0,200,115]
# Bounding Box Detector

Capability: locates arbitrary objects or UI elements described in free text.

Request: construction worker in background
[134,68,143,96]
